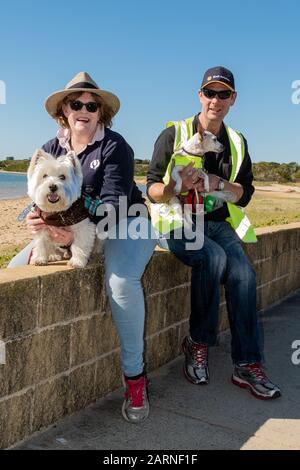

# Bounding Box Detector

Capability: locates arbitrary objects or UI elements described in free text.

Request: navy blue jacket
[42,128,144,223]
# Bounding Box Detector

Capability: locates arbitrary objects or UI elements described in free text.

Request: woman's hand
[26,209,46,235]
[47,226,74,246]
[26,210,74,245]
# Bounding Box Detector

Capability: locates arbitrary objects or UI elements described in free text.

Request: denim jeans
[8,217,157,377]
[166,220,262,364]
[104,217,157,376]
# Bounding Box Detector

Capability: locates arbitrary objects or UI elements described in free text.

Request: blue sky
[0,0,299,163]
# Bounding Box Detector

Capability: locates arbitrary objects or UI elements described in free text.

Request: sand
[0,197,32,248]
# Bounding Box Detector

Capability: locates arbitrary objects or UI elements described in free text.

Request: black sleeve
[90,137,135,224]
[146,126,175,201]
[234,135,255,207]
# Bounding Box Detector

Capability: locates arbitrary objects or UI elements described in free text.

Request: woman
[8,72,157,423]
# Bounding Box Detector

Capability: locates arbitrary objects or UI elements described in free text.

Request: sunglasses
[69,100,99,113]
[201,88,233,100]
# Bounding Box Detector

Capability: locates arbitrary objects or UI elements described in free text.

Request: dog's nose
[49,184,57,193]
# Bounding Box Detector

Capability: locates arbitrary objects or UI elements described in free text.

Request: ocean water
[0,172,146,200]
[0,172,27,200]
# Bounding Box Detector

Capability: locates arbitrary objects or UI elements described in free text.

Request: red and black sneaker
[232,363,281,400]
[122,375,150,423]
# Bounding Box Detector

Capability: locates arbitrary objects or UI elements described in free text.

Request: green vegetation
[253,162,300,183]
[134,160,149,177]
[0,159,29,173]
[2,159,299,182]
[0,245,26,269]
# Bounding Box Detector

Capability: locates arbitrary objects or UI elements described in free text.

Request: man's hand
[179,162,203,193]
[201,173,220,192]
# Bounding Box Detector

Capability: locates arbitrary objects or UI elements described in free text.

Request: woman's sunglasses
[69,100,99,113]
[201,88,233,100]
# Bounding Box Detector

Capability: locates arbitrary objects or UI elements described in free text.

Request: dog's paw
[63,250,72,260]
[67,257,87,269]
[31,258,48,266]
[48,253,64,262]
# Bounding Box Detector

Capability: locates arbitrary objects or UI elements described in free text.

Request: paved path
[15,291,300,450]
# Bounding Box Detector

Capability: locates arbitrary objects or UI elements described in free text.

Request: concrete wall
[0,223,299,448]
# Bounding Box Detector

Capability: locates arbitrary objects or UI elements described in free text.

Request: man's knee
[207,244,227,275]
[228,259,256,285]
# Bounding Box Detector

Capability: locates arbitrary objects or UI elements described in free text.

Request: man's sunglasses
[201,88,233,100]
[69,100,99,113]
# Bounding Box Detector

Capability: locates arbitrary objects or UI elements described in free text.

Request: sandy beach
[0,197,32,248]
[0,183,299,251]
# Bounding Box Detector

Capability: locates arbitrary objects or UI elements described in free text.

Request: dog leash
[16,202,35,222]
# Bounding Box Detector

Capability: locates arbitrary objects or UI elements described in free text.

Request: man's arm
[147,126,176,203]
[198,134,254,204]
[231,136,255,206]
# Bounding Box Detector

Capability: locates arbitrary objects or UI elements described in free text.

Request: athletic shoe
[182,336,209,384]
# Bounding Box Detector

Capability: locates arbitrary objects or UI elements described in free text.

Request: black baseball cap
[201,66,235,91]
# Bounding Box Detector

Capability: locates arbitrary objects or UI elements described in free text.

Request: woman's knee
[106,273,140,300]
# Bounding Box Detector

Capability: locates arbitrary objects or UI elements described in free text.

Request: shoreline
[0,170,27,175]
[0,195,28,202]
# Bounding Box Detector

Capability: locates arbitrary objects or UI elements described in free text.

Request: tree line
[1,159,299,182]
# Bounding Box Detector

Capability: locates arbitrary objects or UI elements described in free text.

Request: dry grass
[247,190,300,228]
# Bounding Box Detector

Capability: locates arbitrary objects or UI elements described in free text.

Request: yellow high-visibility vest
[152,117,257,243]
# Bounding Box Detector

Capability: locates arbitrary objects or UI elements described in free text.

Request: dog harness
[151,117,256,243]
[34,197,89,227]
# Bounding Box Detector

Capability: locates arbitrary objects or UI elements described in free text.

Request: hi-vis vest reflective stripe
[166,117,257,243]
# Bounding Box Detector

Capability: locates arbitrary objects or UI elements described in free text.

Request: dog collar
[34,197,89,227]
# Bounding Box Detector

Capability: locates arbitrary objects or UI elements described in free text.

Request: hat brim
[202,80,235,91]
[45,88,120,118]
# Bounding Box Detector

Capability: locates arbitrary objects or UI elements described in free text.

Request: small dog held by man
[27,148,95,268]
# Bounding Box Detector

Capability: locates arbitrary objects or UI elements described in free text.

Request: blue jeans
[167,220,262,364]
[104,217,157,376]
[8,217,157,377]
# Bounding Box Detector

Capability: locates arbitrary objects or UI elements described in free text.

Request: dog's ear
[66,151,82,177]
[28,149,49,179]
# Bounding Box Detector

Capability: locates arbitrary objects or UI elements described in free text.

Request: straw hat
[45,71,120,118]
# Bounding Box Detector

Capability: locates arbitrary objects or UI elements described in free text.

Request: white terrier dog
[27,149,96,268]
[171,130,224,194]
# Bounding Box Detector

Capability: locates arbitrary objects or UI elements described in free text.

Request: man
[147,66,281,399]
